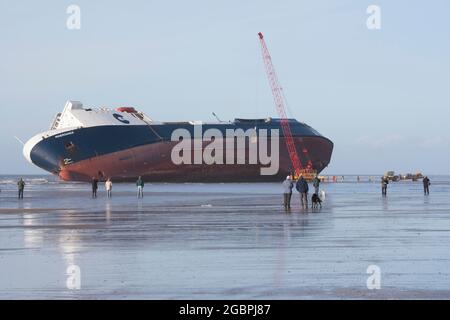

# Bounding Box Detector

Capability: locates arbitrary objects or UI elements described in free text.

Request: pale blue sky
[1,0,449,175]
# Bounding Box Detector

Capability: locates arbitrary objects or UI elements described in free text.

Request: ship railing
[50,113,62,130]
[134,112,163,141]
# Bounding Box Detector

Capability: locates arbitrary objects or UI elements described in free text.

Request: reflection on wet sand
[23,213,43,249]
[105,202,112,223]
[0,179,449,299]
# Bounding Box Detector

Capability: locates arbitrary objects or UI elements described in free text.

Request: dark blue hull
[29,119,333,182]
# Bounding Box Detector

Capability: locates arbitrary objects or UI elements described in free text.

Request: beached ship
[23,101,333,182]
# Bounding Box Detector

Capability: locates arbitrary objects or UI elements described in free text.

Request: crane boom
[258,32,313,178]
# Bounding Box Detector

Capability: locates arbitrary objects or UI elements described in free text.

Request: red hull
[59,137,333,182]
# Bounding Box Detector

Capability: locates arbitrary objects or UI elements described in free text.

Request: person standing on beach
[295,175,309,208]
[136,176,144,198]
[282,175,293,209]
[105,178,113,198]
[423,176,431,195]
[91,177,99,198]
[312,175,320,194]
[17,178,25,199]
[381,176,389,196]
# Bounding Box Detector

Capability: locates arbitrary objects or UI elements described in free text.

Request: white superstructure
[23,100,154,164]
[50,101,154,130]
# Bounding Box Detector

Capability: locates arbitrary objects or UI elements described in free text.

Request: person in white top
[105,178,113,198]
[282,175,294,209]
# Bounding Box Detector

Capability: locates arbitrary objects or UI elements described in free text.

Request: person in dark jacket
[282,175,294,209]
[136,176,145,198]
[381,176,388,196]
[17,178,25,199]
[91,177,98,198]
[295,175,309,208]
[312,175,321,194]
[423,176,430,195]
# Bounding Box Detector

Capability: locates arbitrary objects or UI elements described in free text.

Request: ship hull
[25,122,333,182]
[57,137,332,182]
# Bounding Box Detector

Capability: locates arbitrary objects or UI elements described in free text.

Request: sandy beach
[1,175,450,299]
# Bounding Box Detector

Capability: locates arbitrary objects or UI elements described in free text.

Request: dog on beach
[311,193,322,209]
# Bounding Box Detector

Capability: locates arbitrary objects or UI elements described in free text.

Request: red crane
[258,32,314,179]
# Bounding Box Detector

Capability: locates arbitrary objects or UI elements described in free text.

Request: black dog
[311,193,322,209]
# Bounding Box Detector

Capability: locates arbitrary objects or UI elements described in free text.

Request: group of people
[13,174,433,201]
[381,176,431,196]
[282,174,321,209]
[14,176,146,200]
[90,176,145,199]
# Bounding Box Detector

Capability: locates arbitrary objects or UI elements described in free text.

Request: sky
[0,0,449,175]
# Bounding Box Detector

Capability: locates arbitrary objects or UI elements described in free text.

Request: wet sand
[1,178,450,299]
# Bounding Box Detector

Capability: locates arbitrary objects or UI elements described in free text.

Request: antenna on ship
[212,112,223,123]
[13,136,25,146]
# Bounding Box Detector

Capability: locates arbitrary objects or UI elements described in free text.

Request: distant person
[381,176,389,196]
[136,176,144,198]
[423,176,431,195]
[105,178,113,198]
[282,175,294,209]
[295,175,309,208]
[312,175,321,194]
[17,178,25,199]
[357,176,360,182]
[91,177,98,198]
